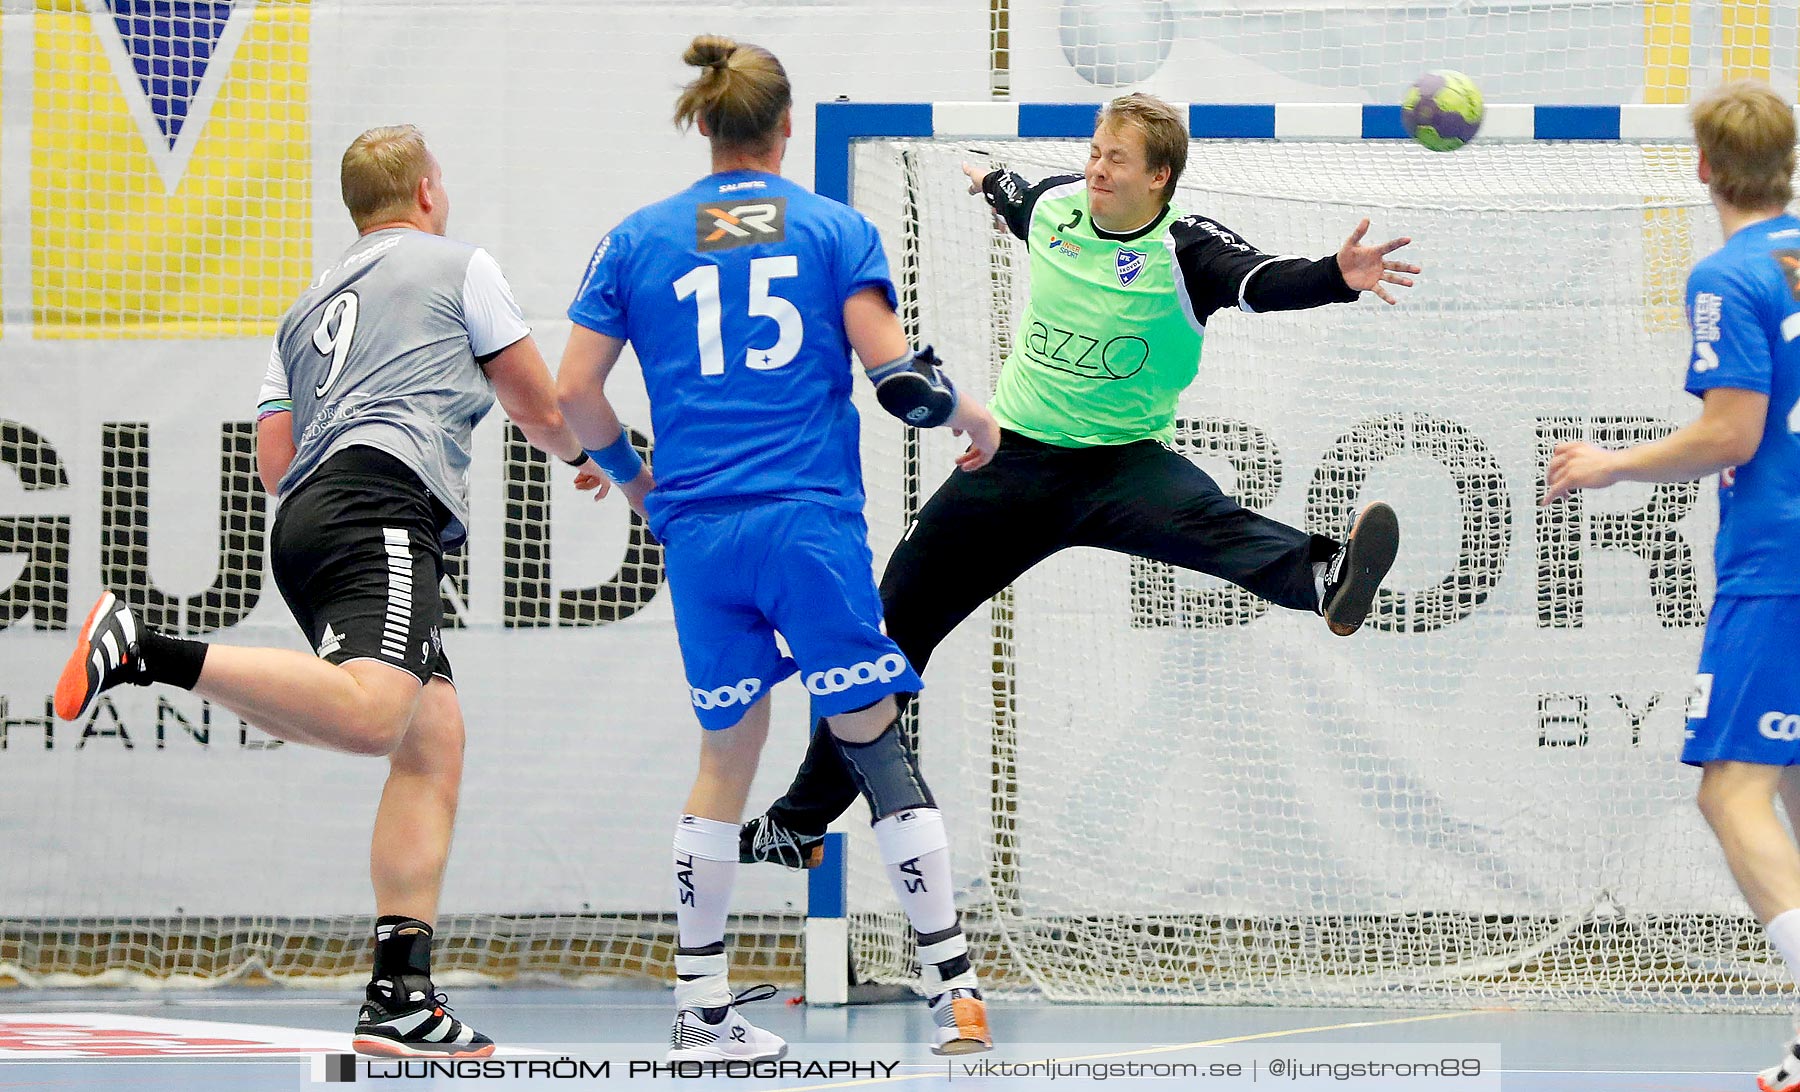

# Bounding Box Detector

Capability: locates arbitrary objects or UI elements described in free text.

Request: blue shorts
[1681,594,1800,767]
[660,500,923,731]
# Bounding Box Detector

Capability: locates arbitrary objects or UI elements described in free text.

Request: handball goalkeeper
[742,92,1417,869]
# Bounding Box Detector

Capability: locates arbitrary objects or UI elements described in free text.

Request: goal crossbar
[816,101,1705,203]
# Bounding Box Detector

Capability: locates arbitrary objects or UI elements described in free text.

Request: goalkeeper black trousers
[765,428,1341,836]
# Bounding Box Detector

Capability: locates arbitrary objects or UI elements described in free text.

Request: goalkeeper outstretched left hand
[1337,219,1420,304]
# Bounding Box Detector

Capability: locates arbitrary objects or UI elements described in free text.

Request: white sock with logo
[872,808,957,935]
[673,815,739,1007]
[1767,909,1800,989]
[1313,561,1329,611]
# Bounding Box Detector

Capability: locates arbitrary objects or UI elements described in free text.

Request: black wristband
[562,452,590,468]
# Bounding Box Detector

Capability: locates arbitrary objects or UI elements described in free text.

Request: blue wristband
[866,350,913,384]
[584,433,644,484]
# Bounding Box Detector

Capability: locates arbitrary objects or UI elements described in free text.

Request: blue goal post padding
[807,832,848,921]
[814,101,1702,204]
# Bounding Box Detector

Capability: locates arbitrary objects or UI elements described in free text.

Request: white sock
[1313,561,1328,611]
[872,808,957,935]
[1767,909,1800,989]
[673,815,739,1007]
[919,925,979,995]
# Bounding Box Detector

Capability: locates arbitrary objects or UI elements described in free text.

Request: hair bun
[683,34,738,72]
[671,36,790,146]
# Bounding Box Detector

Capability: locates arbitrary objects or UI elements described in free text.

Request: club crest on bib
[1116,248,1146,287]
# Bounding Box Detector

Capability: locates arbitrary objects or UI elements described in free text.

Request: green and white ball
[1401,70,1484,152]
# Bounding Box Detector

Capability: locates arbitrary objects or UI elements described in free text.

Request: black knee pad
[833,719,936,818]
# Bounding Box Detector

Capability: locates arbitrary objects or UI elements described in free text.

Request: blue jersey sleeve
[568,228,632,338]
[1685,260,1774,398]
[838,212,897,310]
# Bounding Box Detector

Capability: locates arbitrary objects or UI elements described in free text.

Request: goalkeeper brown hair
[340,124,434,232]
[1098,92,1188,201]
[674,35,792,154]
[1691,80,1796,211]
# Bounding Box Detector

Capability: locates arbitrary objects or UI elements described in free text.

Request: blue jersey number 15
[672,256,804,376]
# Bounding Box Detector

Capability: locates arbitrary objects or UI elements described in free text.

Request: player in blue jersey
[1544,81,1800,1091]
[556,35,1001,1060]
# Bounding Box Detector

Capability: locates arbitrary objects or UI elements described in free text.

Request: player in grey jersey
[53,126,604,1057]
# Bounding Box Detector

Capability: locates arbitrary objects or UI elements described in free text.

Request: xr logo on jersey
[695,198,788,252]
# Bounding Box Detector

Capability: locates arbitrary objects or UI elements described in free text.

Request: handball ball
[1401,70,1483,152]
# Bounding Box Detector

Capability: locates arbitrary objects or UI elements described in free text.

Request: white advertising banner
[0,0,1758,947]
[0,0,990,919]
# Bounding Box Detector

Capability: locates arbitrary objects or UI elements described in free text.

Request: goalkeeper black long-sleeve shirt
[980,169,1360,325]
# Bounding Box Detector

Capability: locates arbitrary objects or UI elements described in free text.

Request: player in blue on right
[1544,80,1800,1092]
[556,35,1001,1061]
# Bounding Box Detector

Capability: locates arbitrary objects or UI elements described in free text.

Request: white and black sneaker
[55,591,147,720]
[1320,502,1400,637]
[668,983,786,1062]
[352,978,495,1059]
[928,984,993,1056]
[1761,1029,1800,1092]
[739,814,825,870]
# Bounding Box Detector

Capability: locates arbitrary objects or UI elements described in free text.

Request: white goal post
[812,99,1796,1011]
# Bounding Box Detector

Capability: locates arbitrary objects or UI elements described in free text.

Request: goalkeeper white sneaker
[667,984,786,1062]
[1760,1030,1800,1092]
[55,591,147,720]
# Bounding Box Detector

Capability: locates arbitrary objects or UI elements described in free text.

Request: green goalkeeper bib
[989,182,1202,447]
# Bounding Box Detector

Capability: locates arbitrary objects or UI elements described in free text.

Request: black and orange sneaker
[54,591,147,720]
[352,978,495,1059]
[1321,502,1400,637]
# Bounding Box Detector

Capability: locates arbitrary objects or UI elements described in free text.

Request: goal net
[838,132,1781,1009]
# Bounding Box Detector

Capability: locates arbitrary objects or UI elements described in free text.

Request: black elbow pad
[871,346,959,428]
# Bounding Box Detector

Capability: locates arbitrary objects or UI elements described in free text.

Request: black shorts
[877,430,1339,675]
[270,446,453,685]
